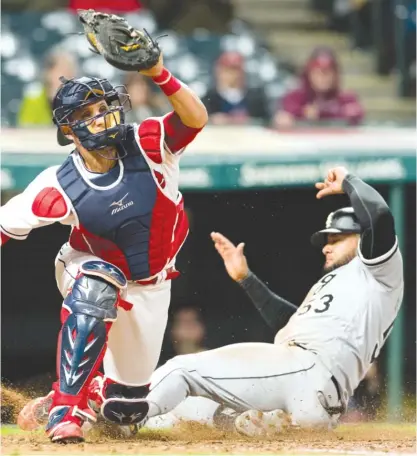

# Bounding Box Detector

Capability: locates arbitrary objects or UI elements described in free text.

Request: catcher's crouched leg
[89,375,150,426]
[46,261,130,443]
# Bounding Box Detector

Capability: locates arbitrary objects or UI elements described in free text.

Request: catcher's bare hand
[211,232,249,282]
[315,166,349,199]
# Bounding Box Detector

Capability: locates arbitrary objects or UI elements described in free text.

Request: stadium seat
[1,9,295,126]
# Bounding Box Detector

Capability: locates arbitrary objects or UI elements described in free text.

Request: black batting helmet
[310,207,361,248]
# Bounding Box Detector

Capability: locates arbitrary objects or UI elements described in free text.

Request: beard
[322,252,357,274]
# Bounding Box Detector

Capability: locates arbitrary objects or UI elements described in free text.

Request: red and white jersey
[0,113,203,281]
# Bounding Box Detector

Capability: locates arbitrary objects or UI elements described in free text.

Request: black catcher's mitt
[78,9,162,72]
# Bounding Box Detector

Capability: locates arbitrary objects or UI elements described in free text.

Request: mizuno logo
[110,193,129,208]
[110,193,134,215]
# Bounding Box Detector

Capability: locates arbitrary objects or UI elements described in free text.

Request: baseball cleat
[48,421,84,444]
[17,391,54,431]
[234,409,292,437]
[46,405,96,443]
[87,375,106,411]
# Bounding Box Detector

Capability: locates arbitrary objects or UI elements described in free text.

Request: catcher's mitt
[78,9,162,72]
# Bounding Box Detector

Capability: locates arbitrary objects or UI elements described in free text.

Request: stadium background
[1,0,416,425]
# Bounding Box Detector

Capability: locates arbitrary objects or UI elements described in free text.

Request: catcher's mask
[52,76,131,155]
[310,207,361,249]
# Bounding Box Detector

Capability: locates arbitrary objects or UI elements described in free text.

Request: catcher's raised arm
[78,9,208,130]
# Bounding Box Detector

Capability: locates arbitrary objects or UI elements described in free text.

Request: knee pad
[59,261,127,396]
[64,259,128,321]
[64,274,119,320]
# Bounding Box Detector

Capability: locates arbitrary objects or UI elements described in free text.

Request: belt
[134,266,179,286]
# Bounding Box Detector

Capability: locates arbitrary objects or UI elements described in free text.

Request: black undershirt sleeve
[238,271,297,332]
[342,174,396,259]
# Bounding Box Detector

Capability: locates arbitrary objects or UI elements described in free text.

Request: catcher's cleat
[17,391,54,431]
[87,375,106,411]
[234,409,292,437]
[46,405,96,443]
[48,421,84,444]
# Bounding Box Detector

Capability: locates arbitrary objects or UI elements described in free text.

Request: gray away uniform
[145,174,403,428]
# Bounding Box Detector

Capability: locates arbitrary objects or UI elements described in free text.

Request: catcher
[0,10,207,443]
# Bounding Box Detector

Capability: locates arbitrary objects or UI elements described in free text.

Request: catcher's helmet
[310,207,361,248]
[52,76,131,151]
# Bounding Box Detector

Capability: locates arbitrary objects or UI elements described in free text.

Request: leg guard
[59,274,118,395]
[47,261,128,442]
[89,375,149,426]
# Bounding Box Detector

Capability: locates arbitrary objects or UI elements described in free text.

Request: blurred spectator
[274,47,364,129]
[123,72,169,123]
[142,0,233,33]
[202,51,270,126]
[2,0,67,10]
[170,307,207,356]
[342,362,382,422]
[68,0,142,12]
[17,49,78,127]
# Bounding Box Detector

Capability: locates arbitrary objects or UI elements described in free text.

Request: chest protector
[57,125,183,281]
